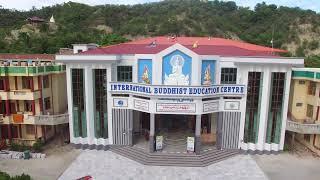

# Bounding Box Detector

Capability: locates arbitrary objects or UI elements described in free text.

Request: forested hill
[0,0,320,65]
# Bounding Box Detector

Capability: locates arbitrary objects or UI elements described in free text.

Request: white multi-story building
[56,37,303,155]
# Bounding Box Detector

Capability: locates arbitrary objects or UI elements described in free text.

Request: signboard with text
[156,136,163,150]
[156,103,196,113]
[134,99,149,111]
[109,82,245,97]
[187,137,195,152]
[203,101,219,112]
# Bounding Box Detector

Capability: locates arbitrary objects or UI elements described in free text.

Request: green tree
[98,34,128,46]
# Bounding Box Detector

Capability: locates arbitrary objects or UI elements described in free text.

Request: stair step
[110,146,239,167]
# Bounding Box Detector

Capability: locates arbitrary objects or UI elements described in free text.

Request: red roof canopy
[81,36,287,57]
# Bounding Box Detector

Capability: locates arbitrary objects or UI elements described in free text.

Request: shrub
[32,139,44,153]
[10,142,21,152]
[10,173,31,180]
[10,143,31,152]
[0,171,10,179]
[0,171,31,180]
[309,40,319,50]
[20,144,29,152]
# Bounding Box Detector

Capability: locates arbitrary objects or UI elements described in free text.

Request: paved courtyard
[59,150,267,180]
[0,144,80,180]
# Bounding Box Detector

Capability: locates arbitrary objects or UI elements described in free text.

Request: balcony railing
[10,90,41,100]
[34,113,69,125]
[286,120,320,134]
[0,64,66,76]
[0,90,41,100]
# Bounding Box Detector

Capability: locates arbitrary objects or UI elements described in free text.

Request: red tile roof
[81,36,287,57]
[0,54,54,60]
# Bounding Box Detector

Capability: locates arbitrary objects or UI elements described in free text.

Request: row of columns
[148,114,202,155]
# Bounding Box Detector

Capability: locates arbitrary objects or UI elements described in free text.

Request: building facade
[0,54,68,146]
[287,68,320,155]
[57,37,303,154]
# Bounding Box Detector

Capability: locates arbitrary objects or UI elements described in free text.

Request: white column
[195,115,201,154]
[238,66,248,149]
[149,113,155,152]
[107,65,114,145]
[84,66,95,145]
[132,60,138,83]
[154,55,162,85]
[192,56,201,85]
[257,68,271,151]
[279,70,292,150]
[66,65,75,143]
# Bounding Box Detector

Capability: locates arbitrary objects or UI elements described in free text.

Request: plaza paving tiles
[59,150,268,180]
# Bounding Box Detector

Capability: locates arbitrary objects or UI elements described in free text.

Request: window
[72,69,87,138]
[43,75,49,88]
[44,97,51,110]
[266,72,286,144]
[307,104,314,118]
[0,77,4,90]
[10,103,16,114]
[296,103,303,107]
[26,125,35,135]
[24,101,32,112]
[22,77,31,89]
[298,80,305,84]
[308,82,316,96]
[0,101,5,114]
[244,72,262,143]
[220,68,237,84]
[1,125,8,139]
[94,69,108,138]
[12,125,18,138]
[117,66,132,82]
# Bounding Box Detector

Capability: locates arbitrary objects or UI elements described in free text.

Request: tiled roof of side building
[0,54,55,60]
[81,36,286,57]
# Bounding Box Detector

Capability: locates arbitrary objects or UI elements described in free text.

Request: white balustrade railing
[34,113,69,125]
[286,120,320,134]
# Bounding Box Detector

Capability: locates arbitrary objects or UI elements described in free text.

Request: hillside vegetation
[0,0,319,66]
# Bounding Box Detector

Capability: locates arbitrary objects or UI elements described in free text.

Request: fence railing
[34,113,69,125]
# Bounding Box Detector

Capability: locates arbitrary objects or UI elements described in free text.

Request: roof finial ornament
[193,41,198,48]
[147,39,157,47]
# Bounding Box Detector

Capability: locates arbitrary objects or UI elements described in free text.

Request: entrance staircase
[110,146,239,167]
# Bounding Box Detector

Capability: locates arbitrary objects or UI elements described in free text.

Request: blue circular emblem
[118,100,124,106]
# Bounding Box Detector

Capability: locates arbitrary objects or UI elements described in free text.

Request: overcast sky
[0,0,319,12]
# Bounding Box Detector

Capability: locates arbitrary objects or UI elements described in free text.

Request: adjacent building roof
[81,36,287,57]
[0,54,55,61]
[26,16,45,22]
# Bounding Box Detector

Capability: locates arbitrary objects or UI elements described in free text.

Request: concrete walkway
[254,153,320,180]
[59,150,267,180]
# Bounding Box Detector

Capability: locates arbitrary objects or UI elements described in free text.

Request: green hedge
[0,171,31,180]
